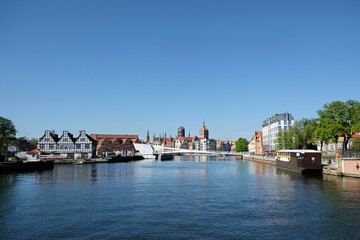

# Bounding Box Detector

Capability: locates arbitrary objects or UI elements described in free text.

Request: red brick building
[90,134,140,156]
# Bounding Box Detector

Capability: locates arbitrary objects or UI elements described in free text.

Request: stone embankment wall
[322,158,342,176]
[323,157,360,177]
[243,155,276,165]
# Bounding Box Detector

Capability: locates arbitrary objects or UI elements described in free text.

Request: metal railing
[339,150,360,158]
[322,150,360,159]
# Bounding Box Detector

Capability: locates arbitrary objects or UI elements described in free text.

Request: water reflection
[24,163,142,184]
[1,158,360,239]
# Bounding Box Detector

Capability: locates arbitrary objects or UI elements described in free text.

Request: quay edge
[323,157,360,178]
[245,154,360,178]
[242,155,276,165]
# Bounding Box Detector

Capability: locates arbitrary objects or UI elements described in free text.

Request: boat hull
[155,154,174,161]
[107,155,144,163]
[276,150,322,174]
[0,161,54,173]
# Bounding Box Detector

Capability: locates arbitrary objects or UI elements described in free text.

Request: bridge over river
[151,145,244,158]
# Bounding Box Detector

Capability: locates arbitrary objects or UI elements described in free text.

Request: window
[85,144,90,149]
[76,144,81,149]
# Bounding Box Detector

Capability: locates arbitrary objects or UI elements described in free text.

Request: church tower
[178,126,185,138]
[199,122,209,139]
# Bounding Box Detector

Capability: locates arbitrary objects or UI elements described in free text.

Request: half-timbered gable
[58,131,76,153]
[38,130,59,153]
[74,130,97,159]
[38,130,97,159]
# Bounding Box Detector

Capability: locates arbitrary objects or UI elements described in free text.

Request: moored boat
[155,154,174,161]
[0,160,55,173]
[107,155,144,163]
[276,149,322,174]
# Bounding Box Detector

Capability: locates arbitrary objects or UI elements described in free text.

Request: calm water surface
[1,156,360,239]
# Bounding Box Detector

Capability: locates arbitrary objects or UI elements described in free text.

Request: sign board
[8,146,17,152]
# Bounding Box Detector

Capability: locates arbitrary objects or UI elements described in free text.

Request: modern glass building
[262,113,294,153]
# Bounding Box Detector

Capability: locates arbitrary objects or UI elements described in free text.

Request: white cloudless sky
[1,0,359,140]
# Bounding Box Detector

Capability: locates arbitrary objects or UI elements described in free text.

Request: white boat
[133,143,156,159]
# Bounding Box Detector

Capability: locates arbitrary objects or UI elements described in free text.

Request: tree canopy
[276,100,360,151]
[235,138,248,152]
[276,118,318,150]
[0,116,17,158]
[317,100,360,150]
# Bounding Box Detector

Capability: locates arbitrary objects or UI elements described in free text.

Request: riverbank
[53,156,143,164]
[242,155,276,165]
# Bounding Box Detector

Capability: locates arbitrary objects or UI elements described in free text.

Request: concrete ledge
[243,156,276,165]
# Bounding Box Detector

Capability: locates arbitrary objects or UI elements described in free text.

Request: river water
[1,156,360,239]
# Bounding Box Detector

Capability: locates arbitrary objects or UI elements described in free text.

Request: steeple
[146,130,150,144]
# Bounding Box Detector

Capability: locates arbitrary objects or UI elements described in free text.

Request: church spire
[146,130,150,144]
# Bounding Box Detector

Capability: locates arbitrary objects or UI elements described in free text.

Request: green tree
[235,138,248,152]
[317,100,360,150]
[276,118,318,150]
[291,118,318,149]
[302,118,318,149]
[276,129,294,150]
[30,138,38,148]
[0,116,17,160]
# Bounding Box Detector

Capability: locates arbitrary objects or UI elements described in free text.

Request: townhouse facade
[154,123,216,151]
[173,123,216,151]
[248,131,263,155]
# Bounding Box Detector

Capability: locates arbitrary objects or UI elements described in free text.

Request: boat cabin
[276,149,322,172]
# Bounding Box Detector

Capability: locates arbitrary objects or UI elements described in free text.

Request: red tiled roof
[90,134,139,141]
[352,131,360,138]
[27,149,40,154]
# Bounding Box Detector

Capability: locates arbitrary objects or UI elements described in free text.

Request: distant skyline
[1,0,359,141]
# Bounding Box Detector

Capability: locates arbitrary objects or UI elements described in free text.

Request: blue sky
[1,0,359,141]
